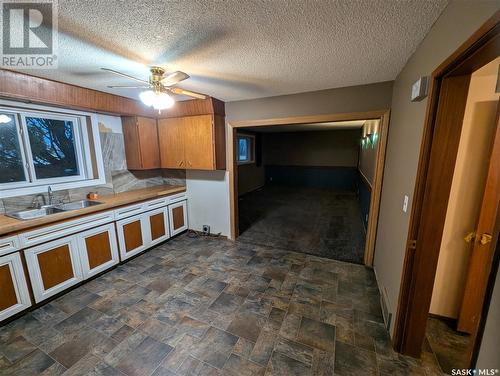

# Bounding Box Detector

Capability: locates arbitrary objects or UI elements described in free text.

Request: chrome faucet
[31,194,46,209]
[47,186,54,206]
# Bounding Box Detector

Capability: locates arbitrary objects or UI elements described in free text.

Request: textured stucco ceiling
[14,0,448,102]
[246,120,366,133]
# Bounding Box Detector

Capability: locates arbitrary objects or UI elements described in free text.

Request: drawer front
[25,236,83,303]
[0,253,31,322]
[144,198,169,211]
[114,203,145,220]
[167,193,187,204]
[19,211,115,249]
[77,223,119,279]
[0,235,20,257]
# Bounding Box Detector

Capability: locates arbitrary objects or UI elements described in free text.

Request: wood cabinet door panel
[0,253,31,322]
[137,117,160,169]
[24,237,83,303]
[169,200,188,236]
[184,115,214,170]
[116,215,149,261]
[77,223,119,279]
[147,208,170,246]
[158,118,186,168]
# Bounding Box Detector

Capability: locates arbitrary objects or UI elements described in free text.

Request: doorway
[394,13,500,369]
[228,110,390,266]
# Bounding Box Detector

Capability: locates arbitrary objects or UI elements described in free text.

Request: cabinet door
[0,253,31,321]
[122,116,160,170]
[117,214,149,261]
[184,115,215,170]
[146,207,170,246]
[169,200,188,236]
[77,224,119,279]
[158,117,186,168]
[25,237,83,303]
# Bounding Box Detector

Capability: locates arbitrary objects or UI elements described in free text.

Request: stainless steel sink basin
[6,200,103,221]
[6,206,65,220]
[56,200,103,211]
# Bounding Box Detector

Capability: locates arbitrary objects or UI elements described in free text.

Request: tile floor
[238,186,366,264]
[0,235,444,375]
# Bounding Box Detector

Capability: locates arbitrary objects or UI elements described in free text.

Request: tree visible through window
[0,113,25,184]
[26,117,79,179]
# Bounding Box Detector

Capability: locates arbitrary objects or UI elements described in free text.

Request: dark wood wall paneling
[0,69,225,118]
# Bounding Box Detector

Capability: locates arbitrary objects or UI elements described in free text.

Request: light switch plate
[402,195,409,213]
[411,76,428,102]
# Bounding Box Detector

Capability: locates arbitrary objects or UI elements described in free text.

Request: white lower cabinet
[168,200,188,236]
[77,223,119,279]
[24,236,83,303]
[145,207,170,247]
[116,213,150,261]
[0,253,31,321]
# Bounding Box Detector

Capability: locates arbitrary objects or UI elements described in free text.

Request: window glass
[239,138,249,162]
[25,117,79,179]
[0,113,26,184]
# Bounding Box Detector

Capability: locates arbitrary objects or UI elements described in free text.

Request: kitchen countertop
[0,185,186,237]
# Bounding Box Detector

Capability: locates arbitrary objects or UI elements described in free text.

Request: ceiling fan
[101,66,207,111]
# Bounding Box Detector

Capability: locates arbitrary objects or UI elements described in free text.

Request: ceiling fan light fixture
[139,90,174,110]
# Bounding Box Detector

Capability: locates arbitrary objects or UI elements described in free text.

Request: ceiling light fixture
[139,90,174,111]
[0,114,12,124]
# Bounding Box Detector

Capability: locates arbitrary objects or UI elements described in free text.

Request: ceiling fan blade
[101,68,148,84]
[169,87,207,99]
[161,71,190,86]
[107,85,150,89]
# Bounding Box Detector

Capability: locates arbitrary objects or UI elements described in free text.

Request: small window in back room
[237,134,255,164]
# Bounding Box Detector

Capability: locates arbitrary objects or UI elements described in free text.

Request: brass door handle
[480,233,492,245]
[464,232,476,243]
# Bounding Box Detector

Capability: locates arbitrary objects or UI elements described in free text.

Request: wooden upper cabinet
[158,114,226,170]
[122,116,160,170]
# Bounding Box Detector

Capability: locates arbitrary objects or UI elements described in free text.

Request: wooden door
[116,214,149,261]
[77,223,119,278]
[457,101,500,333]
[184,115,215,170]
[0,253,31,322]
[24,237,83,303]
[169,200,188,236]
[146,207,170,246]
[158,117,186,168]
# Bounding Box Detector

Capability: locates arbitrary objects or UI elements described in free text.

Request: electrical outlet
[202,225,210,235]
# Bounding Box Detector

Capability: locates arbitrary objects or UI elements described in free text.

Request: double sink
[6,200,103,221]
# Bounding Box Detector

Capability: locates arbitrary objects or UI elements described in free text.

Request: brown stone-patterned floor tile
[190,327,238,369]
[334,341,377,376]
[223,353,265,376]
[227,312,265,342]
[296,317,336,352]
[265,351,312,376]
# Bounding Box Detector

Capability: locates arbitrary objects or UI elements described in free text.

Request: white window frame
[0,99,106,198]
[237,134,255,165]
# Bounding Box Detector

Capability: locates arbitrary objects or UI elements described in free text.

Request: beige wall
[430,59,499,318]
[371,0,498,348]
[263,130,360,167]
[358,120,380,185]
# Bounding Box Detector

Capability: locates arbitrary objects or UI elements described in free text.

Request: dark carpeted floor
[238,186,366,264]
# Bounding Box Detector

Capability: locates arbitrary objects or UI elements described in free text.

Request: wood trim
[393,11,500,361]
[228,109,391,260]
[364,111,390,266]
[230,110,387,128]
[156,97,225,118]
[0,69,156,117]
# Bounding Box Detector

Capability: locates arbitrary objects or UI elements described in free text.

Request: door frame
[227,109,391,266]
[393,11,500,363]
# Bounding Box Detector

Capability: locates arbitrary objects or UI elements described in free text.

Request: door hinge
[408,240,417,249]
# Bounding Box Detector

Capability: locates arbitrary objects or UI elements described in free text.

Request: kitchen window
[237,134,255,165]
[0,102,105,198]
